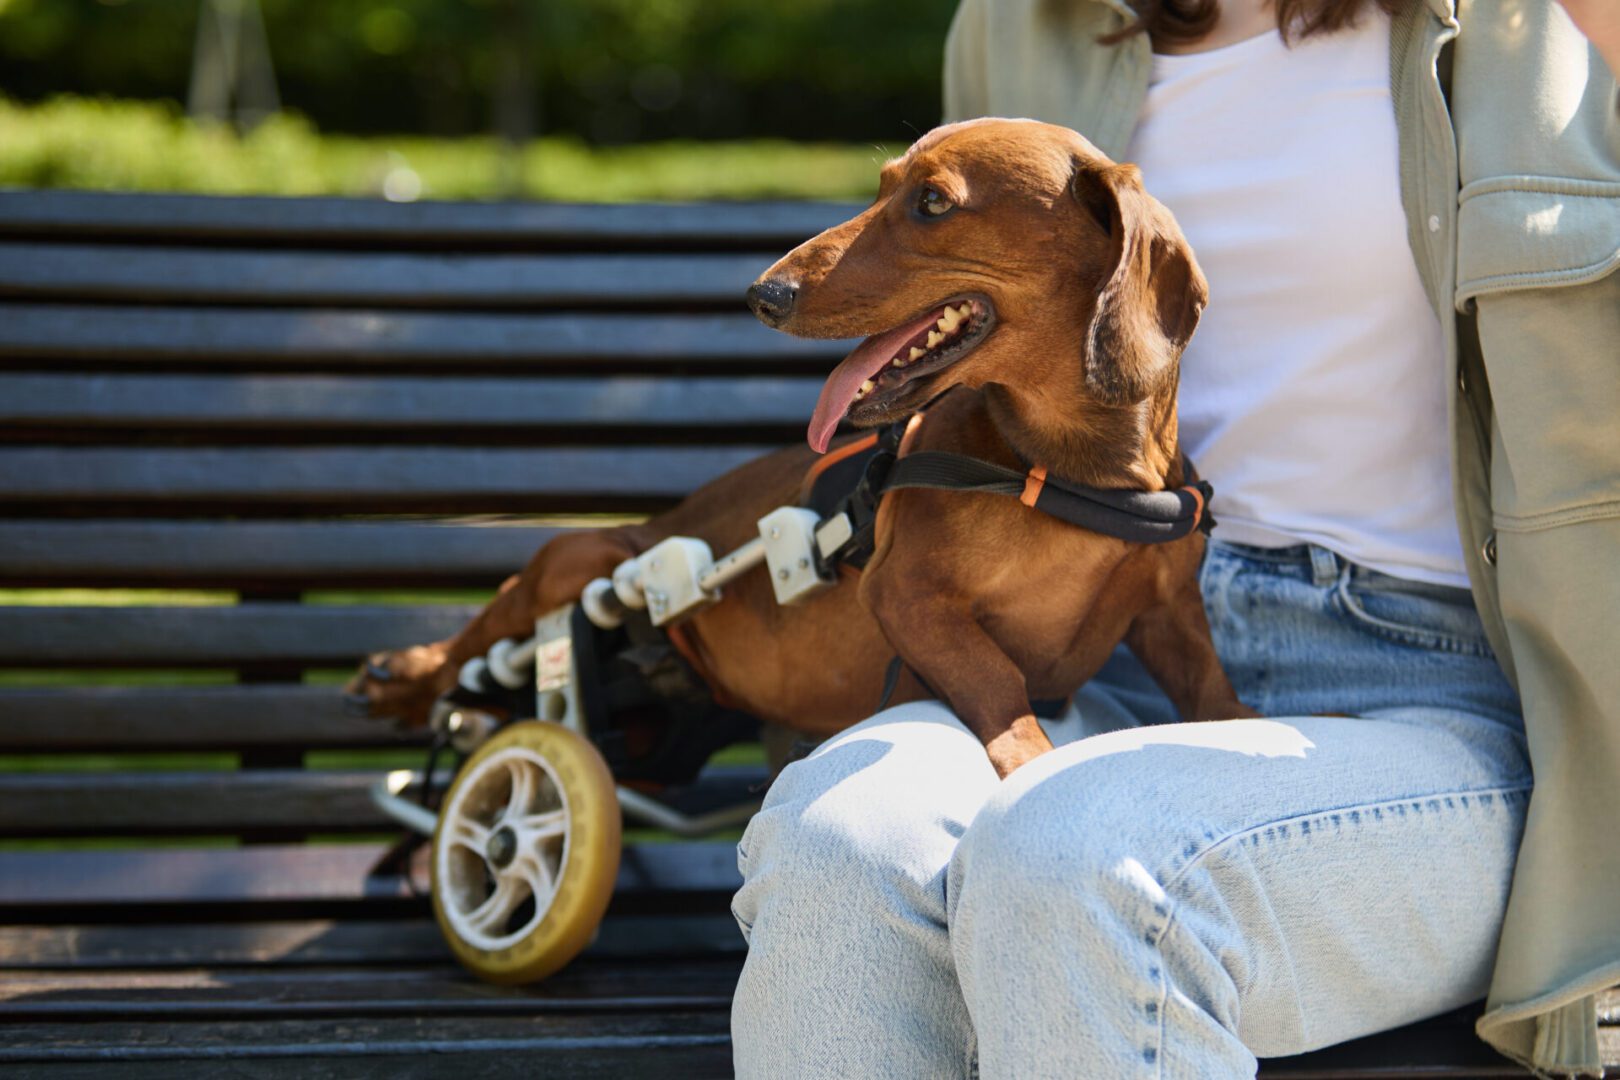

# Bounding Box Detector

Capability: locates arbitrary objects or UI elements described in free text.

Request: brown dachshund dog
[346,118,1253,778]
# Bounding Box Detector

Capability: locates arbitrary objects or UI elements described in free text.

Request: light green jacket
[942,0,1620,1074]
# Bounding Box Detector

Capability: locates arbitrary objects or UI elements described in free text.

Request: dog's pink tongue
[807,308,942,453]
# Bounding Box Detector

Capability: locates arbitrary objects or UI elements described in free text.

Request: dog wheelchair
[369,503,859,984]
[365,419,1209,983]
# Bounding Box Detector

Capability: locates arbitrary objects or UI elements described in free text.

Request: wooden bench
[0,189,1608,1077]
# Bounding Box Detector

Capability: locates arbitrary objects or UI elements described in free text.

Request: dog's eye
[915,187,953,217]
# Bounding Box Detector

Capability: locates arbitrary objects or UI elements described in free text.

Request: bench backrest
[0,190,859,923]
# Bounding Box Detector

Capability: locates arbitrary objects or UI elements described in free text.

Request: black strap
[880,451,1026,497]
[884,450,1214,544]
[877,654,905,711]
[815,422,908,570]
[877,653,939,712]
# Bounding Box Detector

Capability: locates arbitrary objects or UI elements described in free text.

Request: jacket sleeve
[942,0,990,123]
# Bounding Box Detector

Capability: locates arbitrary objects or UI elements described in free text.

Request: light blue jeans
[731,540,1528,1079]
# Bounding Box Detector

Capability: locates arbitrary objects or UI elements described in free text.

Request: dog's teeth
[926,330,943,348]
[891,356,906,368]
[908,347,925,360]
[939,307,963,331]
[859,379,876,394]
[957,303,973,318]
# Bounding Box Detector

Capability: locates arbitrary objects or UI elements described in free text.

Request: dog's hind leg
[345,527,647,728]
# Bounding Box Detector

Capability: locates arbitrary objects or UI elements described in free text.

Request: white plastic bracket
[531,603,584,732]
[636,535,719,626]
[759,506,835,606]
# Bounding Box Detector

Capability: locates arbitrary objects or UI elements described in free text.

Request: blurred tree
[0,0,954,142]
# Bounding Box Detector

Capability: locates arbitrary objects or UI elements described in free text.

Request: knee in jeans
[741,757,956,900]
[736,710,996,929]
[948,757,1184,939]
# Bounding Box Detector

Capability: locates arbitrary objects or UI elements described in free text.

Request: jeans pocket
[1333,573,1495,657]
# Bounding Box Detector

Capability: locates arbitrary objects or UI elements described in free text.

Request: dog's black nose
[747,279,797,326]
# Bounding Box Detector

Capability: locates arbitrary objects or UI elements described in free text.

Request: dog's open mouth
[807,296,996,452]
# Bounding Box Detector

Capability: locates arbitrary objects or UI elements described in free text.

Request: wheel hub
[486,825,518,868]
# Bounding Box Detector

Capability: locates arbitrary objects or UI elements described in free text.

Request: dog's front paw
[342,643,454,728]
[985,726,1055,780]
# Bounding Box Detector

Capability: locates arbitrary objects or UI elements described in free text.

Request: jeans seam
[1157,782,1532,898]
[1149,915,1169,1080]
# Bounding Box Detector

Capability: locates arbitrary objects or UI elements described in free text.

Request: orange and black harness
[804,419,1216,573]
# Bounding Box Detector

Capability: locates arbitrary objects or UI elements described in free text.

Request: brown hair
[1103,0,1404,48]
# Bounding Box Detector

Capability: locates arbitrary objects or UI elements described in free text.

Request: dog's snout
[747,278,797,326]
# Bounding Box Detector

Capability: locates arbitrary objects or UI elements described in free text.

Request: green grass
[0,94,890,202]
[0,836,242,852]
[0,588,235,606]
[302,588,494,607]
[0,668,235,688]
[0,752,239,774]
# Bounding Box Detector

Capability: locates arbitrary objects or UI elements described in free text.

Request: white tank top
[1124,11,1469,587]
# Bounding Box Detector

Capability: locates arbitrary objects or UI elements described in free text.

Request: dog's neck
[984,382,1182,492]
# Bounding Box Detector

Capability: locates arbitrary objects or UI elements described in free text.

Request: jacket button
[1482,532,1497,566]
[1428,214,1441,232]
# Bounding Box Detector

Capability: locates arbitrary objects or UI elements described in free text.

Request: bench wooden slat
[0,842,745,900]
[0,445,775,513]
[0,960,742,1017]
[0,520,559,589]
[0,771,439,837]
[0,686,426,751]
[0,603,479,667]
[0,916,743,969]
[0,1012,734,1068]
[0,1020,1567,1080]
[0,190,859,248]
[0,244,771,307]
[0,767,764,835]
[0,373,820,432]
[0,304,850,365]
[14,968,1557,1033]
[2,996,1594,1080]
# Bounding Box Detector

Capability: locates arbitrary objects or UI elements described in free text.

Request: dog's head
[749,118,1207,453]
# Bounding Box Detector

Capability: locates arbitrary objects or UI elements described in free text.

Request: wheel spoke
[504,759,535,820]
[515,809,568,841]
[464,876,522,935]
[509,852,556,908]
[444,815,491,855]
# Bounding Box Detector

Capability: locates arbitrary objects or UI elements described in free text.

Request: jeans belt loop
[1308,544,1340,587]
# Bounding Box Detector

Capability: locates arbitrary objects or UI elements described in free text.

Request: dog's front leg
[1124,557,1257,723]
[864,578,1053,779]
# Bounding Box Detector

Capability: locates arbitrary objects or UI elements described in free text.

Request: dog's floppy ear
[1072,162,1208,405]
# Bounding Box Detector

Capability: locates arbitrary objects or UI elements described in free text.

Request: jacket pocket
[1468,255,1620,524]
[1454,176,1620,311]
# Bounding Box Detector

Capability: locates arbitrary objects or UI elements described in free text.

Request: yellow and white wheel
[430,720,621,984]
